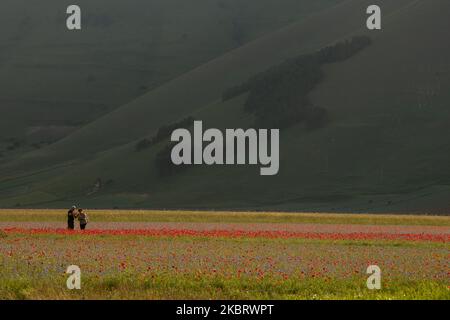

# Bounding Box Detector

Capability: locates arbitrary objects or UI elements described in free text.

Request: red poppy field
[0,210,449,299]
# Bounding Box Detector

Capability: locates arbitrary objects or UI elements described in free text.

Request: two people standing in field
[67,205,89,230]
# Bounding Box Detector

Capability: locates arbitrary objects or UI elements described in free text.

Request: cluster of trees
[31,140,56,150]
[6,139,24,151]
[1,137,32,154]
[134,117,195,177]
[0,137,59,158]
[150,36,372,178]
[315,35,372,64]
[223,36,372,129]
[154,142,188,177]
[135,116,194,152]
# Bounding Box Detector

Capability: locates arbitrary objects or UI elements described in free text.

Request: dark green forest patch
[223,36,372,129]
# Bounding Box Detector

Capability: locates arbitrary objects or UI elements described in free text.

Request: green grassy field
[2,269,447,300]
[0,210,448,299]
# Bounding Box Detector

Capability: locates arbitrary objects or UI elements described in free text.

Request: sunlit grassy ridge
[1,209,449,225]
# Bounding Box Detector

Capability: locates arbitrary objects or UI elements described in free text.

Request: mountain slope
[2,0,450,213]
[0,0,343,157]
[2,0,412,170]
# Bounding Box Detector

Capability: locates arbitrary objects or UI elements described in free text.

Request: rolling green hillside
[0,0,342,156]
[1,0,411,169]
[1,0,450,213]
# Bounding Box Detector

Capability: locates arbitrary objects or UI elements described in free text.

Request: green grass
[0,273,447,300]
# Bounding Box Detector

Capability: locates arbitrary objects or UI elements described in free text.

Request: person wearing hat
[67,205,77,230]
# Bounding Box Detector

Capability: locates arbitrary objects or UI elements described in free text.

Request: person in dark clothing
[67,205,77,230]
[78,208,89,230]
